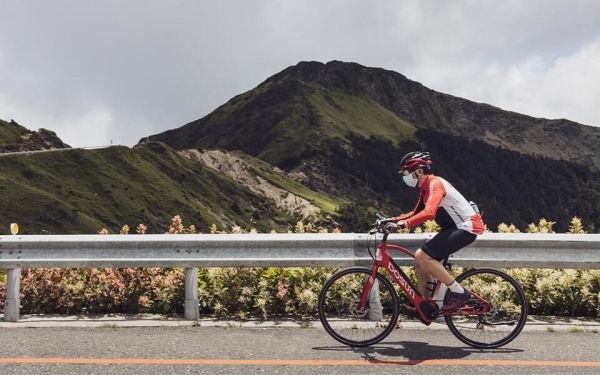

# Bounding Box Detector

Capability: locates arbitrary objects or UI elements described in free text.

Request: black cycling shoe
[402,303,431,326]
[442,289,471,311]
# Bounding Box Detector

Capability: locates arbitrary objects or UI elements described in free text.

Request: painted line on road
[1,358,600,367]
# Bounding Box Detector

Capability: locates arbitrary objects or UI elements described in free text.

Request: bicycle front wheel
[444,268,528,349]
[318,267,399,347]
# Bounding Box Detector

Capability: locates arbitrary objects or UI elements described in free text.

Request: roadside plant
[136,224,147,234]
[568,217,587,234]
[294,221,305,233]
[497,223,521,233]
[527,218,556,233]
[423,220,440,233]
[168,215,184,234]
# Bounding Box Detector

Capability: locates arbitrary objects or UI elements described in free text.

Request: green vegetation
[0,119,28,147]
[0,142,293,234]
[306,84,416,144]
[145,62,600,232]
[2,266,599,318]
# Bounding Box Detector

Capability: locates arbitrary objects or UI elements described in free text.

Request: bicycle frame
[357,233,491,321]
[358,234,424,308]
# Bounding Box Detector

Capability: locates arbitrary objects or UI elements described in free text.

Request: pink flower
[276,280,288,300]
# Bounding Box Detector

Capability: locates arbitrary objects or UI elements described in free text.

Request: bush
[1,215,598,317]
[1,266,599,318]
[0,268,184,314]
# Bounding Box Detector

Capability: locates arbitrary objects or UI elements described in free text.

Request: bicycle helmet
[399,151,432,173]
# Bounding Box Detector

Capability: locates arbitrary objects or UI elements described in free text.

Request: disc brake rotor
[349,299,368,318]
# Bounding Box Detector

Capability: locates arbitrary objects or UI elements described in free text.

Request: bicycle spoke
[318,268,399,347]
[444,268,528,349]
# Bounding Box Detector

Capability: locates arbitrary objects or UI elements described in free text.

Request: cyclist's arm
[392,211,415,221]
[404,179,446,228]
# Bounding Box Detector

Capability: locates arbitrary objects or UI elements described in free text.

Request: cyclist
[378,151,485,320]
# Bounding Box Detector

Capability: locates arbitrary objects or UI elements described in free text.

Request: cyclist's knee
[415,249,430,264]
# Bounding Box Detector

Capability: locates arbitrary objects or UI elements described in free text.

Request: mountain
[0,119,70,152]
[0,134,296,234]
[144,61,600,232]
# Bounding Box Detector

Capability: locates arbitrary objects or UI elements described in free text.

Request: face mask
[403,173,418,187]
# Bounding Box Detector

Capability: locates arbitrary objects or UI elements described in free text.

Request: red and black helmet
[399,151,432,172]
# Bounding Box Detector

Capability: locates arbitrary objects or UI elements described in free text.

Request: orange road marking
[0,358,600,367]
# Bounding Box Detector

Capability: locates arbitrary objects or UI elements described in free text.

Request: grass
[100,323,118,329]
[567,327,585,333]
[306,84,416,144]
[546,326,555,333]
[0,142,293,234]
[0,119,28,147]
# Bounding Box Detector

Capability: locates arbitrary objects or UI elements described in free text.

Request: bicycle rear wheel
[444,268,528,349]
[318,267,399,347]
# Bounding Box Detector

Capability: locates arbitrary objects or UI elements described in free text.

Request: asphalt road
[0,326,598,374]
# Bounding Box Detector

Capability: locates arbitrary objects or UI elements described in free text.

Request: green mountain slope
[144,61,600,232]
[0,141,293,234]
[0,119,27,147]
[146,60,600,171]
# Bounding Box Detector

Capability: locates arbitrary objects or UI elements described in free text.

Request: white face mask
[403,173,418,187]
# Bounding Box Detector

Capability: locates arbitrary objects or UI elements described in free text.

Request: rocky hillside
[0,119,70,153]
[144,61,600,232]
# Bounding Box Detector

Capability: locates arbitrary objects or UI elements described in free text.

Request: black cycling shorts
[421,227,477,261]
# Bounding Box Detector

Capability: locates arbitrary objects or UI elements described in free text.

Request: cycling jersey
[394,174,485,235]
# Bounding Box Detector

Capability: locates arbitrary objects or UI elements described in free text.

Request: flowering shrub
[1,266,599,317]
[1,216,598,317]
[497,223,521,233]
[527,218,556,233]
[0,268,184,314]
[568,217,587,234]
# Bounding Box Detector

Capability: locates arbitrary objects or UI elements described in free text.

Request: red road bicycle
[318,216,528,349]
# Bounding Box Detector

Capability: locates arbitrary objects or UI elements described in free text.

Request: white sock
[447,280,464,294]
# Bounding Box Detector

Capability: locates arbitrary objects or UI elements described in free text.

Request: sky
[1,0,599,147]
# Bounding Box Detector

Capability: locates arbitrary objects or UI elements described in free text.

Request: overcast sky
[1,1,599,147]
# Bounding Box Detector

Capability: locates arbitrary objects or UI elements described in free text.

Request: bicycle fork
[356,265,384,320]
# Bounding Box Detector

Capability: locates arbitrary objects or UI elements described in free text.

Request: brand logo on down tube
[387,262,415,299]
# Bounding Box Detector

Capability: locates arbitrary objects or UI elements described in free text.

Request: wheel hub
[349,300,368,318]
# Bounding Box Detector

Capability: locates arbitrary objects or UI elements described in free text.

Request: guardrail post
[4,268,21,322]
[367,279,383,321]
[184,267,199,320]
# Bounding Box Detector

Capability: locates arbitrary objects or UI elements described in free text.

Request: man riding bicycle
[378,151,485,318]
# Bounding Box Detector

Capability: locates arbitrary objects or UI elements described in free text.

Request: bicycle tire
[318,267,399,347]
[444,268,528,349]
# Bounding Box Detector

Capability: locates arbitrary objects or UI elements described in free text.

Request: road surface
[0,326,598,374]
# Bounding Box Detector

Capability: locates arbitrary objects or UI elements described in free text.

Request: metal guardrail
[1,233,600,322]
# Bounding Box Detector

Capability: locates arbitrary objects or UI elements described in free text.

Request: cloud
[1,0,599,147]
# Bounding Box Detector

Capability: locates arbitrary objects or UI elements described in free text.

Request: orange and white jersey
[395,175,485,235]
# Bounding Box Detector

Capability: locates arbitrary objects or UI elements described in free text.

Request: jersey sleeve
[404,178,446,228]
[393,210,415,221]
